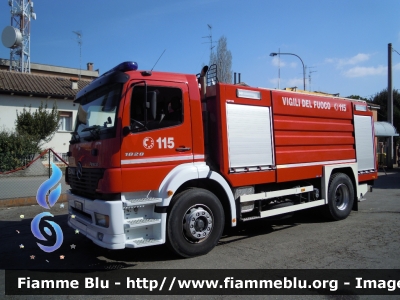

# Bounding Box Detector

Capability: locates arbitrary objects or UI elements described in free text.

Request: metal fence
[0,149,69,201]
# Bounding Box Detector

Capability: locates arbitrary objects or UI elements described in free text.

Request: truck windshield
[73,83,123,141]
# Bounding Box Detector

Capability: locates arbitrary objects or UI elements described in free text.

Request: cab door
[120,80,193,191]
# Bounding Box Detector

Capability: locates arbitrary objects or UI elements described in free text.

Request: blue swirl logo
[36,163,62,209]
[31,212,64,252]
[31,162,64,252]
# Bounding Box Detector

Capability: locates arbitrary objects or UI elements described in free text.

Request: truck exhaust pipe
[200,65,208,102]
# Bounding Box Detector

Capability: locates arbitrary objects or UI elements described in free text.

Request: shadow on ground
[1,168,398,269]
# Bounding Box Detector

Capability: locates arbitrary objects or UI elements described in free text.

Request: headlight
[95,213,109,228]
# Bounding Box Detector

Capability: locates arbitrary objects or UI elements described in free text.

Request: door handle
[175,147,191,152]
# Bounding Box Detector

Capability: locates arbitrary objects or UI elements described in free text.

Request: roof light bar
[100,61,138,78]
[111,61,138,73]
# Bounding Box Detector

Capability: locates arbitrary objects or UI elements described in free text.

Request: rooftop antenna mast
[307,67,317,91]
[73,30,82,79]
[2,0,36,73]
[202,24,215,62]
[277,48,280,89]
[151,49,166,71]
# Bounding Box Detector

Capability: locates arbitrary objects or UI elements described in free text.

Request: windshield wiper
[82,125,101,141]
[70,131,81,144]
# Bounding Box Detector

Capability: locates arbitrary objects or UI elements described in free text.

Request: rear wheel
[166,188,225,258]
[325,173,354,221]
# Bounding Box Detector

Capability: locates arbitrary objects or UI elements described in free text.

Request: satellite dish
[2,26,23,48]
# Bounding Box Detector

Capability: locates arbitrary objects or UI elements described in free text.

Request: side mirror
[122,126,131,136]
[146,91,157,119]
[77,105,87,125]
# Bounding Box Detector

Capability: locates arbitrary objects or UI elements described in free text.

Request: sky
[0,0,399,99]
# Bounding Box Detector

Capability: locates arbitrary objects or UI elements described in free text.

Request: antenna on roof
[73,30,82,79]
[202,24,215,60]
[2,0,37,73]
[307,66,317,91]
[150,49,166,71]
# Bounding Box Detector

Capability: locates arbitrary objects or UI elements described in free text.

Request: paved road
[1,169,399,299]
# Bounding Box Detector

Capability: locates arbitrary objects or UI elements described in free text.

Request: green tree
[209,35,232,83]
[347,95,369,101]
[15,101,60,147]
[370,88,400,134]
[0,128,39,172]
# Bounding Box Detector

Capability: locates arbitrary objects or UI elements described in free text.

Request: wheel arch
[158,163,237,227]
[322,164,358,211]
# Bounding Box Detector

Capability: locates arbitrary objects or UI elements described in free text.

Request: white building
[0,60,99,156]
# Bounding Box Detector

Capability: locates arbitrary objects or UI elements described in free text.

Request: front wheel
[166,188,225,258]
[325,173,354,221]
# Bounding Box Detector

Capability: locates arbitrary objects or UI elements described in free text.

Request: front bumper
[67,190,166,249]
[67,190,126,249]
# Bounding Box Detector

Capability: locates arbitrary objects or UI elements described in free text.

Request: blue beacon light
[112,61,138,72]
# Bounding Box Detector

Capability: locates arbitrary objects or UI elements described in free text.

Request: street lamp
[270,52,306,91]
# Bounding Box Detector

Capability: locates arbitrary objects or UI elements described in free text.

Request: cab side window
[130,86,183,132]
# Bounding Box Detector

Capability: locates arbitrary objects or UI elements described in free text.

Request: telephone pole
[387,43,393,168]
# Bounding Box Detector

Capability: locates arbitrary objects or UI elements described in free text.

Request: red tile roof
[0,70,92,99]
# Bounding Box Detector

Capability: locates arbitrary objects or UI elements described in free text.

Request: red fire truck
[66,62,376,257]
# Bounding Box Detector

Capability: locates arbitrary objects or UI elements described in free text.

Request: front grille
[68,168,105,199]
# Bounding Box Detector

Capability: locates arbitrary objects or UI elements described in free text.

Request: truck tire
[325,173,354,221]
[166,188,225,258]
